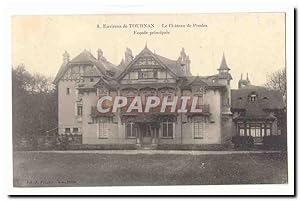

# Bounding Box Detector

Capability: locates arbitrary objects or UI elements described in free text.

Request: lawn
[13,151,288,187]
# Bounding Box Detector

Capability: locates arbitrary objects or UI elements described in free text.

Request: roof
[69,49,96,63]
[154,54,181,76]
[181,76,226,89]
[53,50,117,84]
[54,46,229,86]
[231,86,285,116]
[76,76,118,90]
[53,63,68,84]
[115,46,190,77]
[113,59,129,78]
[218,53,230,70]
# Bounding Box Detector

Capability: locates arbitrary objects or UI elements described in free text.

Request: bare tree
[265,68,287,104]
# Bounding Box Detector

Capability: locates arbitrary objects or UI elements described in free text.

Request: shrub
[232,136,254,149]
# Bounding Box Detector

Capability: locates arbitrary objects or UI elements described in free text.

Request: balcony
[185,104,210,116]
[91,104,209,116]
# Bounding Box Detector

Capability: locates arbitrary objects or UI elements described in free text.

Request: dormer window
[249,94,257,102]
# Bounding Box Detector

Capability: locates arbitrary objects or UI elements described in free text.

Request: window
[197,95,204,106]
[126,122,137,138]
[240,123,272,137]
[249,93,257,102]
[194,121,204,139]
[249,124,261,137]
[238,124,245,136]
[73,128,79,133]
[65,128,71,133]
[138,69,158,79]
[77,105,83,116]
[98,122,108,139]
[266,124,271,136]
[239,129,245,136]
[158,71,166,79]
[153,70,158,78]
[66,88,70,95]
[162,119,174,138]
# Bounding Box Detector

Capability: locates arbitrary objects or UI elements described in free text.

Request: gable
[54,50,117,84]
[94,76,110,87]
[190,76,209,87]
[59,64,102,82]
[118,47,178,81]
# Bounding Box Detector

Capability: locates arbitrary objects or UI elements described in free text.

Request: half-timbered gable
[118,46,178,84]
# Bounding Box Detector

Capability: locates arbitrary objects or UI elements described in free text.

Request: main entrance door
[139,123,159,145]
[140,123,152,144]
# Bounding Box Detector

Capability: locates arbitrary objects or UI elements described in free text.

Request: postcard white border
[0,0,295,196]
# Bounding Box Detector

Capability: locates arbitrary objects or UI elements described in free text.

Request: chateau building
[53,45,234,147]
[53,45,285,148]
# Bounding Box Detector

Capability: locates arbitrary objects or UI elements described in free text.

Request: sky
[11,13,285,88]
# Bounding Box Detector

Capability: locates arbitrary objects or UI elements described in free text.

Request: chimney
[186,55,191,74]
[63,51,69,64]
[177,48,191,76]
[125,48,133,63]
[97,48,103,60]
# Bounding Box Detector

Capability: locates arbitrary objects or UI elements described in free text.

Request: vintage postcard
[11,12,291,194]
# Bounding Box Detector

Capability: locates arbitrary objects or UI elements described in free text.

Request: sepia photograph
[10,12,291,193]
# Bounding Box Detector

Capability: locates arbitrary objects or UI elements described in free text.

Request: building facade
[53,45,234,147]
[231,75,286,144]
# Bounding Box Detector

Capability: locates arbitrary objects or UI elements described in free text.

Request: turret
[217,53,232,113]
[218,53,231,76]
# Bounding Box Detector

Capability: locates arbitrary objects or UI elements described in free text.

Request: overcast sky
[12,13,285,88]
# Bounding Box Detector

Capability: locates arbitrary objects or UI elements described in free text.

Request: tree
[265,68,287,105]
[265,68,287,137]
[12,64,58,149]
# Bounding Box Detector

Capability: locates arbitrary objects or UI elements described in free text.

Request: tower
[217,53,232,84]
[217,53,232,113]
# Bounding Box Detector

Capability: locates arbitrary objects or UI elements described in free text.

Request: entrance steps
[138,144,158,150]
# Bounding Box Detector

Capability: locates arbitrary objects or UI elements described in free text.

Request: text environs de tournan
[99,23,207,29]
[101,24,155,28]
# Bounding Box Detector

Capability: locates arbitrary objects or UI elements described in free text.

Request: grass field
[13,151,287,186]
